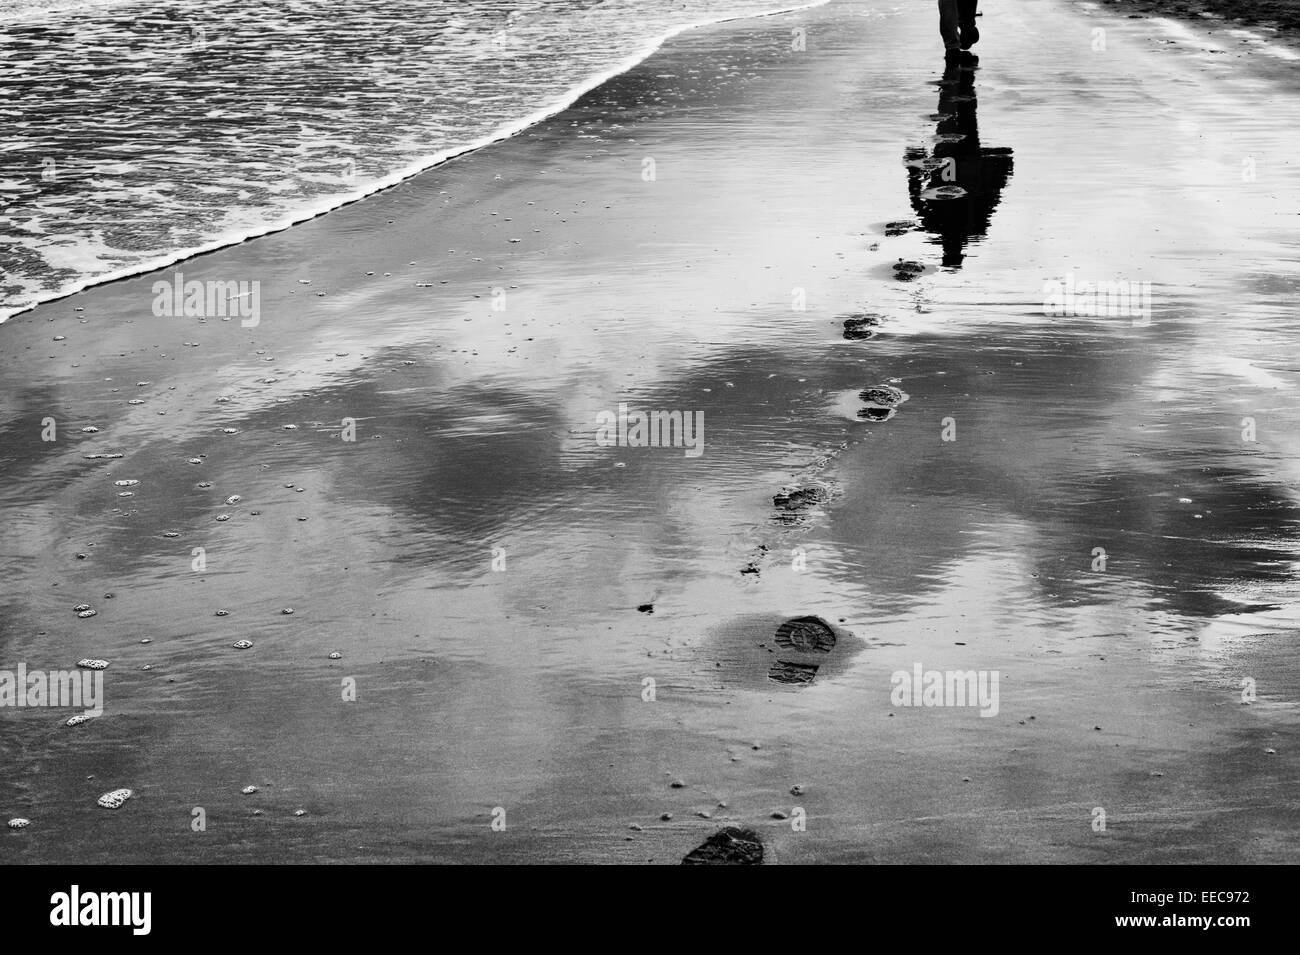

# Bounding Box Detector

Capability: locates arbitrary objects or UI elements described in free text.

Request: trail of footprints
[684,83,979,860]
[737,206,926,583]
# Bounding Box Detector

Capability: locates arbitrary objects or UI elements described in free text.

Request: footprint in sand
[703,614,859,689]
[768,660,820,685]
[737,443,849,575]
[740,543,768,576]
[768,615,837,685]
[772,482,834,513]
[770,480,837,530]
[842,312,886,341]
[892,259,925,281]
[857,384,909,422]
[860,384,907,407]
[774,615,838,653]
[681,826,764,865]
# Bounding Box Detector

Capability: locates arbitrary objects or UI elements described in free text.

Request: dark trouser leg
[937,0,960,51]
[957,0,978,27]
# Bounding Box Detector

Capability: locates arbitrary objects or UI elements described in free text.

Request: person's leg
[937,0,961,53]
[958,0,979,49]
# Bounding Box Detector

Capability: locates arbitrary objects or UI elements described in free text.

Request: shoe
[960,24,979,50]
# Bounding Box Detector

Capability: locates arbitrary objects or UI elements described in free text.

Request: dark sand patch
[1084,0,1300,34]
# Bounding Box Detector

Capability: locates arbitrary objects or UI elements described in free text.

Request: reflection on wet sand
[2,1,1299,864]
[905,59,1013,268]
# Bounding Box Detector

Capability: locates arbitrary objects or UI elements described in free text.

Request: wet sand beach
[3,0,1300,863]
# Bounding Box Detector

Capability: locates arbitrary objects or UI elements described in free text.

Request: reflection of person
[938,0,980,64]
[904,62,1013,268]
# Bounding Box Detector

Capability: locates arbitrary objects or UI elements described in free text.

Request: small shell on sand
[97,789,133,810]
[232,640,253,649]
[281,608,294,615]
[225,495,242,505]
[114,480,139,487]
[77,659,109,670]
[328,652,342,660]
[73,604,91,612]
[293,809,307,817]
[7,818,31,829]
[241,785,259,795]
[65,714,93,727]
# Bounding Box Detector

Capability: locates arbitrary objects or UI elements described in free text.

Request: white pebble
[97,788,133,809]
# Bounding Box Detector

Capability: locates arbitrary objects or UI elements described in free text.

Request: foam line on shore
[0,0,833,325]
[0,0,140,24]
